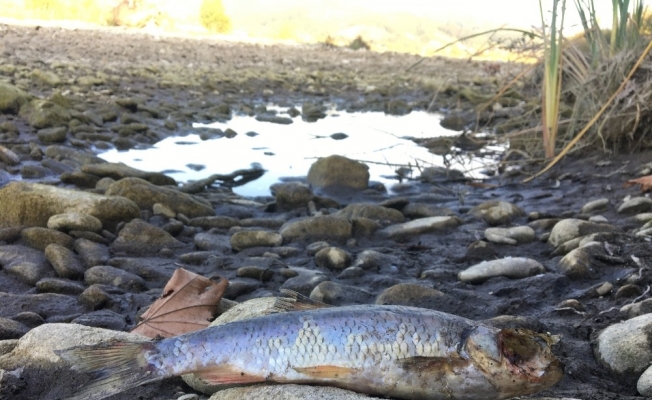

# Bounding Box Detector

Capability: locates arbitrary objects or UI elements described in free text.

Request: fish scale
[58,300,563,400]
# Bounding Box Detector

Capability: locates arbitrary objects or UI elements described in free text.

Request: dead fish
[56,291,563,400]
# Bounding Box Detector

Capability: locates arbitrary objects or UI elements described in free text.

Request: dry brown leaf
[130,268,228,338]
[624,175,652,192]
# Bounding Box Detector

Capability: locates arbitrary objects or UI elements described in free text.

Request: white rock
[484,226,535,245]
[618,196,652,214]
[638,364,652,396]
[458,257,545,284]
[548,218,618,247]
[581,198,610,214]
[209,383,379,400]
[378,216,461,238]
[595,313,652,376]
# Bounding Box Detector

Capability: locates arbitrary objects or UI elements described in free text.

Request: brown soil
[1,22,651,400]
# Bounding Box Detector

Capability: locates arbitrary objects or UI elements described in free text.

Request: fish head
[463,326,564,398]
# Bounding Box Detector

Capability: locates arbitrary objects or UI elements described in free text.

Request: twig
[554,307,586,315]
[631,285,651,304]
[592,164,627,178]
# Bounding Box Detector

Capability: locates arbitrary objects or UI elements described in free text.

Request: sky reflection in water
[99,109,500,197]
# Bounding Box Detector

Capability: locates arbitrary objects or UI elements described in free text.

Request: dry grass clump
[500,1,652,160]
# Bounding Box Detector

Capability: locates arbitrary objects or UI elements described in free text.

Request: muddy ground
[1,23,652,400]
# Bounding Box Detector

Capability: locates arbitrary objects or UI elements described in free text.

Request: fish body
[58,299,563,400]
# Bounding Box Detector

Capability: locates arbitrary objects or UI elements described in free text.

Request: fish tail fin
[56,341,163,400]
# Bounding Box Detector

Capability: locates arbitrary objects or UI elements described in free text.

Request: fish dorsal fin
[272,289,332,313]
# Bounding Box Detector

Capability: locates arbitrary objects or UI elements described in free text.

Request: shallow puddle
[99,109,502,197]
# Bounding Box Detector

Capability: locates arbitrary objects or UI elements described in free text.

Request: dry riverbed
[0,23,652,400]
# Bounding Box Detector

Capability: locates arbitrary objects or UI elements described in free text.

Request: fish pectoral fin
[193,366,267,385]
[272,289,332,312]
[399,355,470,373]
[293,365,357,379]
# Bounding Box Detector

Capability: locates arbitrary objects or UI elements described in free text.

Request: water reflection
[99,110,501,197]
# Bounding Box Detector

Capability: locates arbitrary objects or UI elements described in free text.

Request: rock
[0,82,31,114]
[79,284,111,309]
[30,69,61,86]
[377,216,461,239]
[20,164,51,179]
[638,364,652,396]
[152,203,176,218]
[458,257,546,284]
[419,166,464,181]
[0,245,54,285]
[558,242,604,279]
[189,216,239,229]
[44,244,85,279]
[350,217,382,237]
[255,114,293,124]
[581,198,610,214]
[401,203,456,218]
[307,155,369,190]
[336,203,404,223]
[469,200,525,225]
[338,266,364,279]
[595,313,652,376]
[71,310,128,331]
[111,219,186,256]
[37,126,68,143]
[74,238,110,268]
[280,215,352,242]
[301,102,327,122]
[223,278,261,299]
[47,212,103,232]
[0,292,84,318]
[45,145,105,165]
[21,99,71,129]
[0,182,139,231]
[230,230,283,252]
[0,323,146,399]
[84,265,146,292]
[35,278,85,295]
[464,240,498,261]
[548,218,620,247]
[314,247,352,271]
[0,318,30,340]
[271,182,313,210]
[375,283,445,306]
[21,227,74,251]
[209,384,377,400]
[106,177,214,218]
[310,281,374,305]
[0,340,19,356]
[280,267,330,296]
[618,197,652,214]
[82,163,176,186]
[484,226,535,245]
[236,266,274,281]
[193,232,231,252]
[0,145,20,165]
[352,250,388,270]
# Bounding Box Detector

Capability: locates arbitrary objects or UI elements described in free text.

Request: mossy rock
[20,99,71,129]
[0,82,31,115]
